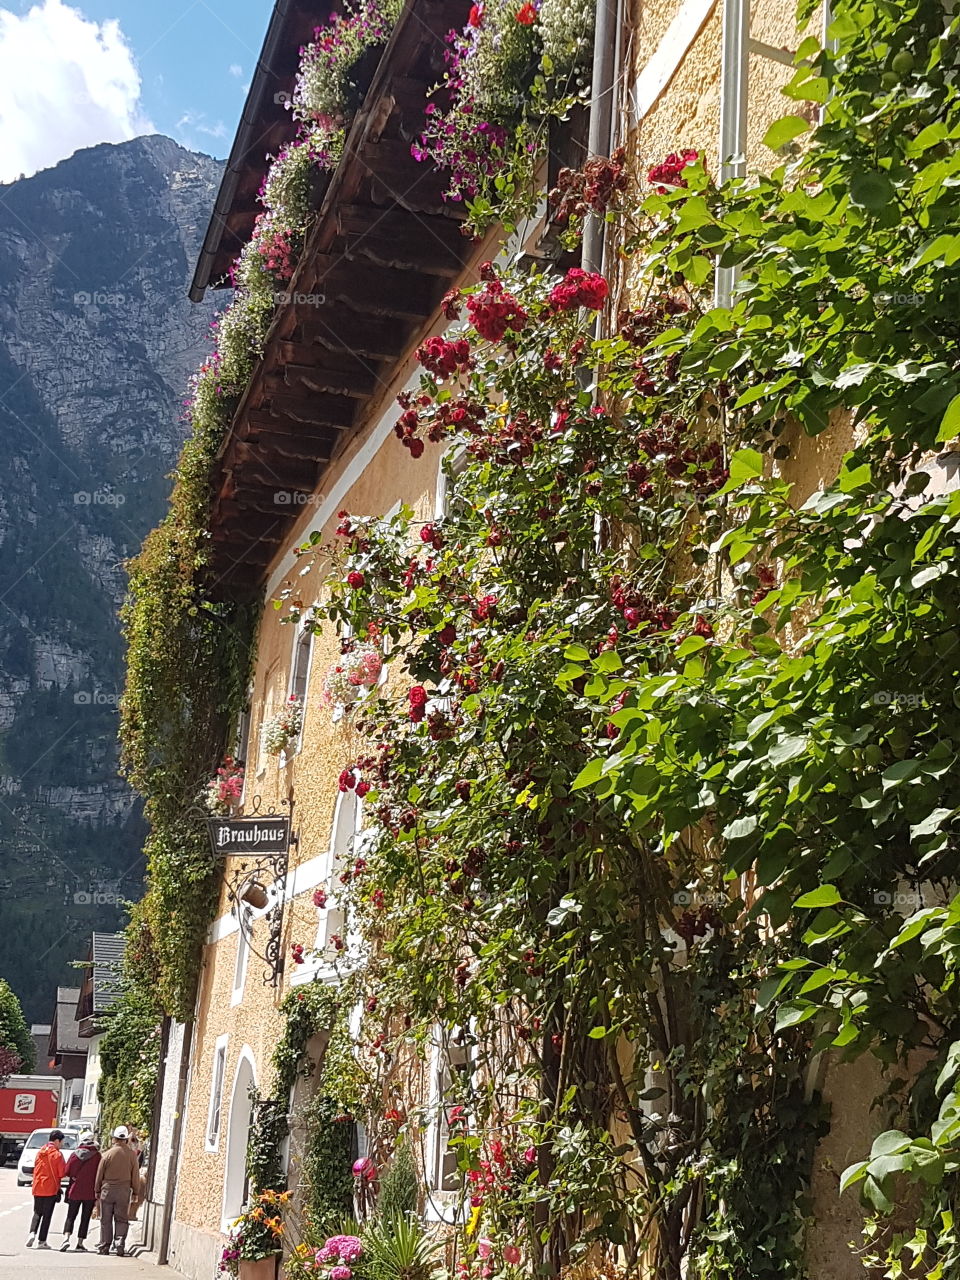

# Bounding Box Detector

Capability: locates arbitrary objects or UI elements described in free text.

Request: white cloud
[175,110,228,145]
[0,0,151,183]
[229,63,243,78]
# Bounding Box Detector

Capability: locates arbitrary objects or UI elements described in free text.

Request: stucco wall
[169,360,445,1270]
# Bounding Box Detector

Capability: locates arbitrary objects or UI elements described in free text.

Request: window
[286,623,314,756]
[293,789,363,985]
[435,447,469,521]
[425,1027,475,1218]
[231,917,250,1006]
[206,1035,228,1151]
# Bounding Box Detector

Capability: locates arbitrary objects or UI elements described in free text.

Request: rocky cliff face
[0,136,222,1020]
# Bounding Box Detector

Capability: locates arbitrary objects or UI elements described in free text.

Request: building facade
[134,1,960,1278]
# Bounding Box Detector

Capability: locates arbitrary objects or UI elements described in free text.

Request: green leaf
[564,644,590,662]
[910,808,953,840]
[775,1001,816,1031]
[723,815,758,841]
[839,1161,869,1194]
[571,758,603,791]
[795,884,842,909]
[727,448,764,485]
[587,1026,607,1039]
[937,393,960,443]
[762,114,810,150]
[870,1130,911,1158]
[849,170,895,210]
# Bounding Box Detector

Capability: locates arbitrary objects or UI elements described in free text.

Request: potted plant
[204,757,245,815]
[262,695,303,757]
[219,1191,288,1279]
[322,643,383,713]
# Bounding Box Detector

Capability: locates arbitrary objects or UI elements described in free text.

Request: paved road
[0,1166,182,1279]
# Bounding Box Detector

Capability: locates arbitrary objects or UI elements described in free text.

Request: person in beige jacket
[95,1127,141,1256]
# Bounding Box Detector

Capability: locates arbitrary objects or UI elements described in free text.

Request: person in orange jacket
[27,1129,67,1250]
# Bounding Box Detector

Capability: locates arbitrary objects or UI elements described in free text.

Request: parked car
[16,1128,77,1187]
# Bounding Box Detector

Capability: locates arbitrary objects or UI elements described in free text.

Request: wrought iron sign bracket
[206,796,297,988]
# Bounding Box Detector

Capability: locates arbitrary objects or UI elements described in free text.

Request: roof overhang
[189,0,330,301]
[199,0,489,598]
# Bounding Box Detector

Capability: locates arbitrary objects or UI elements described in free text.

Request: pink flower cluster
[467,273,528,343]
[317,1236,363,1265]
[548,268,609,312]
[417,335,471,378]
[647,148,699,192]
[205,758,244,815]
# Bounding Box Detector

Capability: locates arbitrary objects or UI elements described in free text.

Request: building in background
[47,988,86,1123]
[75,932,125,1128]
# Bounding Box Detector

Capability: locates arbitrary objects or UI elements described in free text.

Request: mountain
[0,136,223,1021]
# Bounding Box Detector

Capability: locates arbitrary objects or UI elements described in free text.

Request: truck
[0,1076,63,1165]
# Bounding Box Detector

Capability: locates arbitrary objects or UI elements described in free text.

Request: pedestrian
[59,1130,101,1252]
[26,1128,66,1250]
[95,1125,141,1257]
[127,1129,146,1222]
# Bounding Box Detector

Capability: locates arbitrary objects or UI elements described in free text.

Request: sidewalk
[0,1171,184,1280]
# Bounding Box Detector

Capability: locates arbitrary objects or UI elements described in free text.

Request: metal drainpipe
[582,0,620,275]
[714,0,749,308]
[157,1016,195,1266]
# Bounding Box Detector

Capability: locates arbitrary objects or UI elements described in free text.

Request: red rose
[356,780,371,798]
[338,768,357,792]
[515,1,536,22]
[312,888,328,909]
[347,570,365,589]
[468,3,483,25]
[438,624,457,645]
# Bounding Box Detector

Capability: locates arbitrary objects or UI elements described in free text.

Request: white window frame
[290,789,363,985]
[231,914,250,1006]
[281,619,315,763]
[205,1034,229,1152]
[424,1027,475,1223]
[434,447,469,521]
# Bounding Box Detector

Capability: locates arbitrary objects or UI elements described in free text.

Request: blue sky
[78,0,271,152]
[0,0,275,182]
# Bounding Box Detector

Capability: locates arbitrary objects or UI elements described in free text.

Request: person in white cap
[95,1126,140,1256]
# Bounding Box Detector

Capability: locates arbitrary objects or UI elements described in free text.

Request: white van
[16,1129,78,1187]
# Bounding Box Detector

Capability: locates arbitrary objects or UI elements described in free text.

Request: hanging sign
[207,816,291,856]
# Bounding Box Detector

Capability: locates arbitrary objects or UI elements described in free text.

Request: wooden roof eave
[205,0,489,599]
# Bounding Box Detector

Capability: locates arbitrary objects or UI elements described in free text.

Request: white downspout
[714,0,749,307]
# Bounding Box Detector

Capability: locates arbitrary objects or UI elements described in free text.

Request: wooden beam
[264,391,357,430]
[339,230,463,278]
[307,256,441,317]
[271,365,380,399]
[288,315,407,360]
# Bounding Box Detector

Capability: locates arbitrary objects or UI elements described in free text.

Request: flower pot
[239,1257,278,1280]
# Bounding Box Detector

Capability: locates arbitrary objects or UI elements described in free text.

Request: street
[0,1168,181,1279]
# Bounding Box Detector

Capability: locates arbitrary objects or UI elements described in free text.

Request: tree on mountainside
[0,978,35,1076]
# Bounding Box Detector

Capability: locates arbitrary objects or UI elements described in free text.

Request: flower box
[322,643,383,712]
[239,1257,278,1280]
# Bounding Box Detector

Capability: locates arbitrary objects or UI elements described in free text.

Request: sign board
[207,816,291,857]
[13,1094,36,1115]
